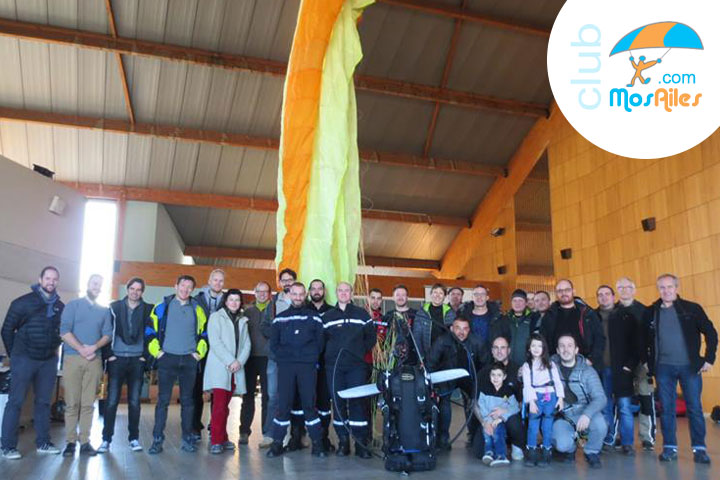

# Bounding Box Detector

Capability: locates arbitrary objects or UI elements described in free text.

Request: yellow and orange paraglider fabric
[276,0,374,302]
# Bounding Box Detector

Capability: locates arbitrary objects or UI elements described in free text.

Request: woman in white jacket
[203,289,251,454]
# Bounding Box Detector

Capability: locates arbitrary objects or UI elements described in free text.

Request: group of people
[0,265,716,471]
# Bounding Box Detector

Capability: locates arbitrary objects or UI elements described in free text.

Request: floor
[2,398,718,480]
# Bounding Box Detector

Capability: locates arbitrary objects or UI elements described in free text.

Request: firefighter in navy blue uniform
[323,282,377,459]
[266,282,327,458]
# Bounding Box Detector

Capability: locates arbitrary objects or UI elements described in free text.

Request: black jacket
[1,286,64,361]
[541,298,606,370]
[323,303,376,367]
[598,303,642,396]
[500,308,539,367]
[427,331,489,374]
[269,305,324,364]
[103,297,154,360]
[645,296,718,375]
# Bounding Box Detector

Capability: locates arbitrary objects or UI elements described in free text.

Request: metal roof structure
[0,0,561,274]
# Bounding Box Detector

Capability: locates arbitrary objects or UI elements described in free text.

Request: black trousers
[328,364,370,441]
[153,353,197,441]
[290,363,332,438]
[271,362,321,442]
[103,356,145,442]
[240,356,269,435]
[192,357,206,432]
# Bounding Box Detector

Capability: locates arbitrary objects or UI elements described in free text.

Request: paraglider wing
[610,21,703,56]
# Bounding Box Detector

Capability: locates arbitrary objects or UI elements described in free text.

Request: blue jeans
[656,363,706,450]
[263,358,278,436]
[483,422,508,457]
[527,392,557,449]
[601,368,634,446]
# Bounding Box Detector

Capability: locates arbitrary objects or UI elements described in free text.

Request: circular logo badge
[547,0,720,159]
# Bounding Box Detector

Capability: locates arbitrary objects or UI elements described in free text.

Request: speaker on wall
[497,265,507,275]
[560,248,572,260]
[641,217,656,232]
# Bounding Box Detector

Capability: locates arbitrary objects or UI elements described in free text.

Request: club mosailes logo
[547,0,719,159]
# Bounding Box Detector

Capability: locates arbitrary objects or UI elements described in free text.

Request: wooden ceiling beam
[0,18,547,117]
[0,106,549,182]
[62,182,468,227]
[378,0,551,38]
[103,0,135,125]
[184,245,441,270]
[439,104,563,278]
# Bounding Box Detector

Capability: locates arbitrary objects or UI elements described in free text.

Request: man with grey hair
[615,277,654,450]
[60,274,112,457]
[645,274,717,464]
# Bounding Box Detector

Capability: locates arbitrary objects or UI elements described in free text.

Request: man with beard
[266,282,327,458]
[98,277,153,453]
[323,282,376,458]
[540,279,605,371]
[259,268,295,448]
[414,284,456,361]
[532,291,551,333]
[364,288,386,365]
[428,316,488,451]
[1,267,64,460]
[59,274,112,457]
[191,269,226,440]
[382,285,419,365]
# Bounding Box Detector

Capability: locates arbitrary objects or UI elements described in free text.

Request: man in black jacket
[596,285,639,455]
[323,281,376,458]
[458,285,504,350]
[540,279,605,371]
[428,316,488,451]
[645,274,717,464]
[98,277,153,453]
[1,266,64,459]
[267,282,327,458]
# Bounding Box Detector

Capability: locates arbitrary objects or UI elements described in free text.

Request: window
[78,200,117,305]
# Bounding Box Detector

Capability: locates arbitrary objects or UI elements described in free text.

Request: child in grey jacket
[474,362,520,467]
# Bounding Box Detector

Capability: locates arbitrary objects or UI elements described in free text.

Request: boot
[311,440,328,458]
[355,441,372,459]
[524,447,537,467]
[336,437,351,456]
[537,447,551,468]
[285,424,305,452]
[321,416,335,453]
[266,441,284,458]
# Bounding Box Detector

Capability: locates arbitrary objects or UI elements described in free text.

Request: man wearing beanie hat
[501,289,538,366]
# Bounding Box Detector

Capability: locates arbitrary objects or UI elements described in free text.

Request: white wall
[154,204,185,264]
[0,157,85,354]
[121,201,158,262]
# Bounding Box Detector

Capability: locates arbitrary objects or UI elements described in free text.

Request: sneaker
[524,447,538,467]
[259,436,274,448]
[79,443,97,456]
[585,453,602,469]
[189,432,202,444]
[658,448,678,462]
[602,442,614,453]
[222,441,235,451]
[2,448,22,460]
[238,433,249,445]
[62,442,76,457]
[693,449,711,464]
[209,444,224,455]
[482,452,495,465]
[490,455,510,467]
[36,443,61,455]
[621,445,635,456]
[97,441,110,454]
[642,440,654,451]
[148,439,163,455]
[511,445,524,461]
[180,439,197,453]
[559,451,576,463]
[129,440,143,452]
[266,441,284,458]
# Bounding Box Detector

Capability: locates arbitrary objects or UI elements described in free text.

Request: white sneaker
[129,440,143,452]
[2,448,22,459]
[511,444,525,461]
[259,436,274,448]
[37,443,61,455]
[97,441,110,453]
[482,452,494,465]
